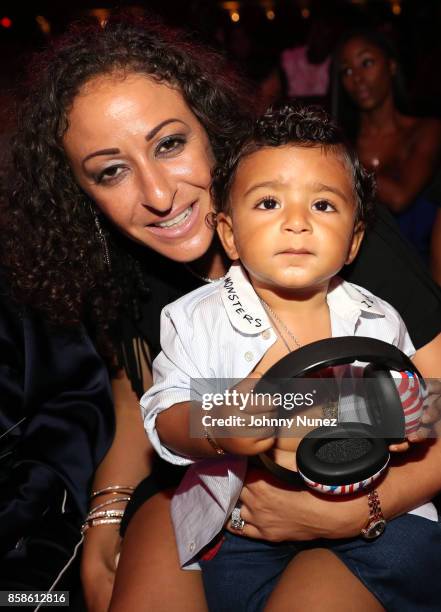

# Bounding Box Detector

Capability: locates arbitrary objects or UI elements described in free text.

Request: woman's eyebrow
[82,119,188,166]
[83,148,120,165]
[145,118,186,141]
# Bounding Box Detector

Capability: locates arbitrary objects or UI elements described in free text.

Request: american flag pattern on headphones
[391,369,427,436]
[299,461,390,496]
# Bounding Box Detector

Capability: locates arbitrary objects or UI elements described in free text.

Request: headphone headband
[255,337,419,385]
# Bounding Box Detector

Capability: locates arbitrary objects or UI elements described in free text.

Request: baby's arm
[141,308,276,464]
[386,302,438,452]
[155,371,276,459]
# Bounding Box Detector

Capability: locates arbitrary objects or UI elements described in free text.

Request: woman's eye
[362,58,374,68]
[156,135,186,156]
[312,200,336,213]
[256,197,280,210]
[95,165,126,185]
[341,66,352,78]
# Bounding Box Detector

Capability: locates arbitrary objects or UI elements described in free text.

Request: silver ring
[231,505,245,531]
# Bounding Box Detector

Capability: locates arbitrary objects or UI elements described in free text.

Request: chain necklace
[259,298,301,352]
[184,264,226,284]
[260,298,339,420]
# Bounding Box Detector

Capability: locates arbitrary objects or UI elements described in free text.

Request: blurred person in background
[335,28,441,277]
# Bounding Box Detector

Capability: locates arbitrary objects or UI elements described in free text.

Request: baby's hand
[210,371,278,456]
[389,380,441,451]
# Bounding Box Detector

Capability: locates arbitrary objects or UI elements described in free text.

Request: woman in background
[336,28,441,273]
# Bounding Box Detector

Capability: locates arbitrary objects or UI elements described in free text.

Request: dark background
[1,0,441,116]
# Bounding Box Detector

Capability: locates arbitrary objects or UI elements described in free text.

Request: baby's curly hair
[1,15,251,365]
[212,103,376,227]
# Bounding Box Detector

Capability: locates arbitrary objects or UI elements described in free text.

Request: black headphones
[254,337,426,495]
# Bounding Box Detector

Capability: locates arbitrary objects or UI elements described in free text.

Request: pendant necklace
[259,297,301,352]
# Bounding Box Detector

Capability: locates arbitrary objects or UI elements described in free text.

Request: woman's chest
[357,127,415,173]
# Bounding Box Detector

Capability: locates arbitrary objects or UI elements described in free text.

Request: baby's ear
[216,212,240,260]
[345,222,365,265]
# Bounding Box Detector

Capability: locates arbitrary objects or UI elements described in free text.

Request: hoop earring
[205,211,218,230]
[90,205,111,270]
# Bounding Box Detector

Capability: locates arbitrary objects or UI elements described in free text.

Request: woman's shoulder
[401,114,441,145]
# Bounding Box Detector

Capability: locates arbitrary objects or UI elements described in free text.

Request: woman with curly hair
[2,16,441,611]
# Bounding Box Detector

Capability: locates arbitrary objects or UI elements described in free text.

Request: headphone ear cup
[363,365,406,442]
[296,424,390,495]
[391,370,426,437]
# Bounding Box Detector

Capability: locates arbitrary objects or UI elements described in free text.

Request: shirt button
[262,330,271,340]
[189,542,196,553]
[244,351,253,362]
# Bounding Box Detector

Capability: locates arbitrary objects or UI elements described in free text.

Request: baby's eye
[156,135,186,156]
[340,66,352,78]
[256,197,281,210]
[95,165,126,185]
[362,57,374,68]
[312,200,336,213]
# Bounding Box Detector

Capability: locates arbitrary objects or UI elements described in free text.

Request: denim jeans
[200,513,441,612]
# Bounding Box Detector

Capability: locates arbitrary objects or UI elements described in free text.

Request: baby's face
[217,145,363,294]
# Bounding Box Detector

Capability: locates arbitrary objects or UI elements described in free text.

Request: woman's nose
[138,165,175,213]
[352,68,363,84]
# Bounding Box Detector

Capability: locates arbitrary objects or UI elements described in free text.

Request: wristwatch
[360,489,386,540]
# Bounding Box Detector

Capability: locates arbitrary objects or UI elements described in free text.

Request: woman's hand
[81,524,122,612]
[225,467,366,542]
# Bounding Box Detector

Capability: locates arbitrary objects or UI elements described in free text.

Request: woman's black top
[0,277,114,555]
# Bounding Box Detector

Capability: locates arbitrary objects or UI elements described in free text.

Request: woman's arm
[375,119,441,214]
[232,333,441,542]
[81,367,154,612]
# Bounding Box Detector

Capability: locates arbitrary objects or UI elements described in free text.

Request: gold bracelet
[91,484,135,499]
[204,427,225,455]
[81,518,122,535]
[89,496,132,513]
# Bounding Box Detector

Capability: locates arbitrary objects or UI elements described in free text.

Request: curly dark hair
[212,103,376,227]
[1,15,252,365]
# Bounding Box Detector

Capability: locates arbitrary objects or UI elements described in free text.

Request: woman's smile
[145,201,200,238]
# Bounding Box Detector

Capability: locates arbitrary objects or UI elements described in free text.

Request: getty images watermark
[199,388,338,430]
[188,377,440,439]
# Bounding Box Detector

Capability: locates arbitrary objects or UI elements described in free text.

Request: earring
[205,211,218,229]
[90,205,111,270]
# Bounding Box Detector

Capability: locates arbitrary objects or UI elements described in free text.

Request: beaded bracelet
[81,508,126,535]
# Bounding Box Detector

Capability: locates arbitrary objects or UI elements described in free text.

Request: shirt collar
[219,263,385,335]
[220,263,271,335]
[327,276,385,320]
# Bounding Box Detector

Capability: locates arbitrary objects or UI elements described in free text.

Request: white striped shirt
[141,263,436,567]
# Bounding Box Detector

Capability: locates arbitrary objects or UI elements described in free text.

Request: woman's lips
[354,87,371,102]
[145,202,200,239]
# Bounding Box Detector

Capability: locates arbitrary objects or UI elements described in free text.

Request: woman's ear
[345,222,365,265]
[216,212,240,260]
[389,59,397,76]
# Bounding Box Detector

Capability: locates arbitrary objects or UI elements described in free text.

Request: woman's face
[338,37,395,111]
[63,73,215,262]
